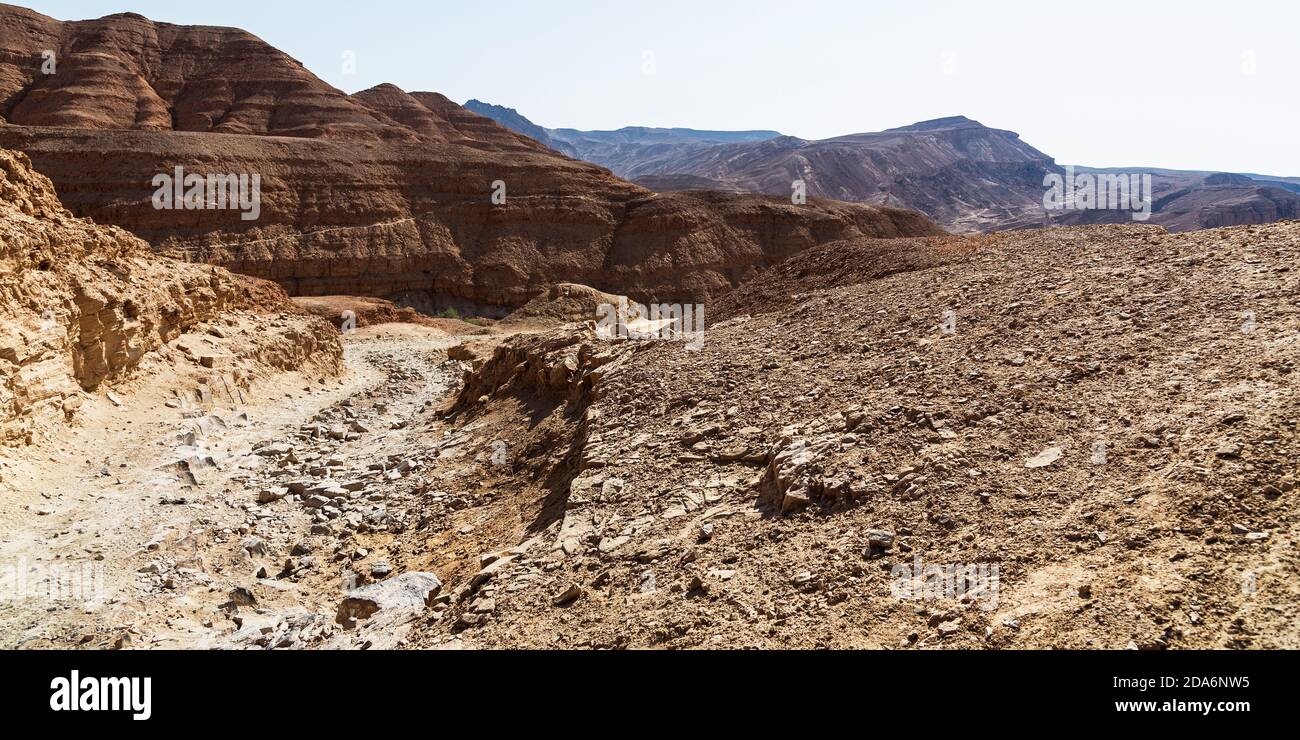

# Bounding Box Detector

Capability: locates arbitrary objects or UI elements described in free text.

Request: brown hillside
[0,4,943,313]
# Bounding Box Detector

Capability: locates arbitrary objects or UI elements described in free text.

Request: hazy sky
[28,0,1300,174]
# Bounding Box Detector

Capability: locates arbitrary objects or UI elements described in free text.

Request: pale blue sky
[24,0,1300,174]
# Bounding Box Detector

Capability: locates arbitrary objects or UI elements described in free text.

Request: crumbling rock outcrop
[0,145,341,443]
[502,283,626,327]
[452,325,617,415]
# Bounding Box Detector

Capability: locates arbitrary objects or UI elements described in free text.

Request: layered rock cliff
[0,4,943,311]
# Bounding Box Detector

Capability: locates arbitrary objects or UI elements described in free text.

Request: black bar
[1,650,1283,727]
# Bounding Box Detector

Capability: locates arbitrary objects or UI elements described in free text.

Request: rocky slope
[0,6,401,140]
[721,117,1061,232]
[0,144,341,445]
[635,120,1300,234]
[6,210,1294,650]
[0,123,939,310]
[467,110,1066,232]
[0,4,941,313]
[369,219,1296,650]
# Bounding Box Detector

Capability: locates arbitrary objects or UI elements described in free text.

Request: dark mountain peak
[607,126,782,141]
[1203,172,1256,187]
[888,115,985,132]
[462,98,568,154]
[464,99,525,117]
[467,100,785,160]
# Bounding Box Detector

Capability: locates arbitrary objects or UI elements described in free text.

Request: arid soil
[292,295,490,336]
[4,214,1294,650]
[0,322,457,649]
[0,3,1293,652]
[396,221,1299,650]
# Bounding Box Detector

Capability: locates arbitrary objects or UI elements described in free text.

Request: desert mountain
[4,129,1296,649]
[646,116,1060,233]
[0,4,941,314]
[631,119,1300,233]
[546,126,786,181]
[462,99,578,157]
[470,101,1300,234]
[1062,167,1300,232]
[463,98,782,180]
[0,2,1294,654]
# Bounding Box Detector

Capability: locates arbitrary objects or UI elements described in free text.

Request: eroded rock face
[0,7,417,141]
[0,6,944,312]
[0,145,341,443]
[0,124,941,309]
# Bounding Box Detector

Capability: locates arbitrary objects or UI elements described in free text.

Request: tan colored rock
[0,145,342,443]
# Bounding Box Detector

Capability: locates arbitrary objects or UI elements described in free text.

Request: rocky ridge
[470,99,1300,235]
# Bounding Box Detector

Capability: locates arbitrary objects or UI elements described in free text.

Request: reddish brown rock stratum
[0,4,942,311]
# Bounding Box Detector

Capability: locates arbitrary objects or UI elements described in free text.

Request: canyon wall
[0,5,944,311]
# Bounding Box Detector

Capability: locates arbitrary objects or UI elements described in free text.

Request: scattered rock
[1025,447,1063,469]
[336,572,443,625]
[552,584,583,607]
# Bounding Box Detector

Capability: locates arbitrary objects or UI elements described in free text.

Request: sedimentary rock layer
[0,5,944,310]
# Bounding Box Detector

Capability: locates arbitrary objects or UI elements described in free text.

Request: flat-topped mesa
[883,115,986,132]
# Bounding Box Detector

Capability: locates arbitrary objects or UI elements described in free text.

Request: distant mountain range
[464,100,781,175]
[464,102,1300,233]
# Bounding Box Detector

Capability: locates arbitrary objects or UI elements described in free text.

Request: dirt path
[0,323,469,649]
